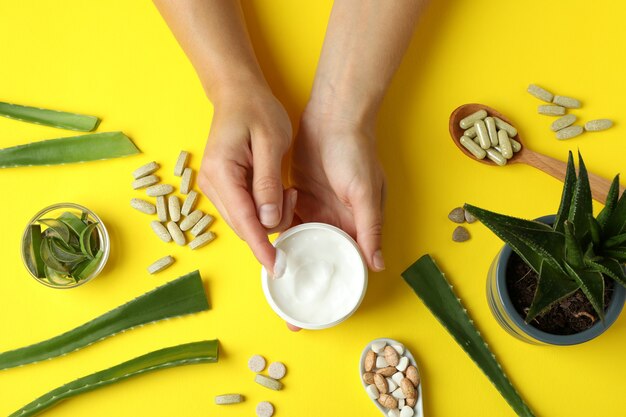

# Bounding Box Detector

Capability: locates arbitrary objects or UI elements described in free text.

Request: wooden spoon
[449,103,624,203]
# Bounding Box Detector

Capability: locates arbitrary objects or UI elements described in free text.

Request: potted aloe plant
[465,151,626,345]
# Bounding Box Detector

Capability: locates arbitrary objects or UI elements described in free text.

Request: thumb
[353,192,385,272]
[252,139,286,229]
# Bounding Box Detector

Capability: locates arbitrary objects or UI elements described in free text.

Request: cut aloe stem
[10,339,219,417]
[0,271,209,370]
[402,255,536,417]
[0,101,99,131]
[0,131,140,168]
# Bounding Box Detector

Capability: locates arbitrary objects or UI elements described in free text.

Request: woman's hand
[198,88,297,275]
[290,109,386,272]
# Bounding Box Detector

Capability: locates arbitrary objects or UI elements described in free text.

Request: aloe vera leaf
[402,255,536,417]
[9,339,218,417]
[527,260,580,322]
[72,249,103,281]
[0,131,140,168]
[554,151,577,233]
[603,249,626,263]
[49,238,86,264]
[597,174,621,228]
[79,222,99,258]
[0,101,99,132]
[567,152,593,240]
[564,221,584,269]
[604,185,626,237]
[564,264,605,320]
[39,238,70,274]
[37,219,70,243]
[58,212,87,236]
[0,271,209,370]
[28,225,45,278]
[605,233,626,248]
[589,215,602,248]
[586,258,626,288]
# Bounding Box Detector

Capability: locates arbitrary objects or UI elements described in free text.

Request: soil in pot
[506,252,614,335]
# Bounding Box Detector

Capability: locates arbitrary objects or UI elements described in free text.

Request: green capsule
[584,119,613,132]
[464,126,477,138]
[459,110,487,129]
[497,130,513,159]
[485,148,507,166]
[510,138,522,152]
[538,105,566,116]
[485,117,499,147]
[527,84,554,102]
[474,120,491,149]
[556,125,583,140]
[552,95,581,109]
[551,114,577,132]
[494,117,518,137]
[460,135,487,160]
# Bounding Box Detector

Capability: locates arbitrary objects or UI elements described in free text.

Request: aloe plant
[0,131,139,168]
[0,101,100,131]
[402,255,535,417]
[465,151,626,322]
[10,339,219,417]
[0,271,209,370]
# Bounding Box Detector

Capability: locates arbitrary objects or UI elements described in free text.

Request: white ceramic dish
[359,338,424,416]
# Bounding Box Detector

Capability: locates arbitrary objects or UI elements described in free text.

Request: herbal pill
[391,387,406,399]
[556,125,583,140]
[465,210,477,223]
[167,221,186,246]
[484,117,498,147]
[190,214,214,236]
[150,221,172,243]
[452,226,471,242]
[146,184,174,197]
[386,377,398,392]
[497,129,513,159]
[180,210,203,231]
[399,399,406,409]
[551,114,577,132]
[215,394,244,405]
[460,135,487,159]
[256,401,274,417]
[174,150,189,176]
[130,198,156,215]
[400,406,415,417]
[168,195,181,222]
[396,356,409,372]
[448,207,465,223]
[474,120,491,150]
[147,255,174,274]
[585,119,613,131]
[527,84,554,102]
[268,362,287,379]
[181,190,199,216]
[132,174,159,190]
[371,341,387,354]
[376,356,388,368]
[391,344,404,355]
[189,231,215,250]
[463,126,477,138]
[392,372,405,387]
[485,148,507,166]
[366,384,380,400]
[156,196,168,222]
[133,161,159,179]
[510,138,522,152]
[494,117,518,137]
[180,167,193,194]
[254,374,283,391]
[538,105,565,116]
[459,109,487,129]
[552,95,581,109]
[248,354,266,372]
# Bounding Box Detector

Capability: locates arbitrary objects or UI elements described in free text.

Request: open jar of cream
[261,223,368,330]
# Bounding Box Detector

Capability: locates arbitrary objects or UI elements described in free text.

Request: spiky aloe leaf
[602,249,626,263]
[604,186,626,237]
[402,255,536,417]
[464,204,565,274]
[564,221,585,269]
[563,264,605,320]
[0,271,209,370]
[554,151,577,233]
[586,258,626,288]
[9,340,219,417]
[604,233,626,248]
[567,152,593,241]
[597,174,621,228]
[526,260,580,322]
[0,101,100,132]
[589,216,602,248]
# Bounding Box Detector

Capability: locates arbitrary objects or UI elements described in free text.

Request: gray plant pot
[486,214,626,345]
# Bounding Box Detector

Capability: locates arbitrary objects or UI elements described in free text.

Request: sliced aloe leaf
[0,271,209,370]
[79,222,99,258]
[0,101,99,132]
[37,218,70,243]
[58,212,87,236]
[49,238,86,264]
[45,266,74,286]
[39,238,70,274]
[0,131,140,168]
[402,255,536,417]
[72,249,103,281]
[9,339,218,417]
[28,225,45,278]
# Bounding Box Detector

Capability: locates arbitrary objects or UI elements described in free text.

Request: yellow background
[0,1,625,416]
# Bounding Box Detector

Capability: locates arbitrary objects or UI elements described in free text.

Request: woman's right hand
[198,86,297,276]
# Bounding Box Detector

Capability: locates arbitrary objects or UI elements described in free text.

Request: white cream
[263,223,367,329]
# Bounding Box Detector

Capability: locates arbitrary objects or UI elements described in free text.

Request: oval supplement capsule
[147,255,175,274]
[180,167,194,195]
[463,126,477,138]
[485,117,498,147]
[459,109,487,129]
[497,129,513,159]
[510,138,522,152]
[552,95,581,109]
[146,184,174,197]
[168,195,181,222]
[550,114,577,132]
[132,161,160,179]
[459,135,486,159]
[174,150,189,177]
[474,120,491,149]
[584,119,613,132]
[167,221,186,246]
[181,190,199,216]
[494,117,518,137]
[150,221,172,243]
[538,105,566,116]
[189,231,216,250]
[527,84,554,102]
[190,214,214,236]
[156,196,168,222]
[556,125,583,140]
[132,174,159,190]
[180,210,203,231]
[485,148,507,166]
[130,198,156,215]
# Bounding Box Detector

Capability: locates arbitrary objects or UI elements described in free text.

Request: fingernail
[373,250,385,271]
[259,204,280,228]
[273,248,287,279]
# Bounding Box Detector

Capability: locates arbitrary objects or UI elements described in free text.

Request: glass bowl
[21,202,110,289]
